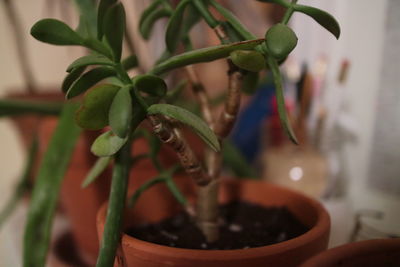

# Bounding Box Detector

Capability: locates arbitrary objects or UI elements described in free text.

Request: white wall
[292,0,400,237]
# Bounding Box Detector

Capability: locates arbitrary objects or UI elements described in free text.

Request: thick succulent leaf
[210,0,256,40]
[73,0,97,38]
[61,66,86,93]
[265,23,298,60]
[31,19,83,45]
[103,3,125,62]
[132,74,167,97]
[182,4,201,37]
[91,130,127,156]
[66,67,115,99]
[23,102,81,267]
[109,86,132,138]
[67,54,114,72]
[230,50,266,72]
[165,0,190,53]
[122,55,138,70]
[97,0,118,39]
[75,84,120,130]
[147,104,220,152]
[266,56,298,144]
[82,38,113,59]
[139,1,171,40]
[256,0,290,8]
[81,156,111,188]
[151,39,264,75]
[242,72,260,95]
[294,4,341,39]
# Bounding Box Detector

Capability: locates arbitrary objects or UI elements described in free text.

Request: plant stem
[196,62,243,242]
[148,115,211,186]
[282,0,299,25]
[3,0,37,93]
[96,139,132,267]
[0,99,63,117]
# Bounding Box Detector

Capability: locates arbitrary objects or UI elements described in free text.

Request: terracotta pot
[50,122,194,263]
[97,177,330,267]
[301,238,400,267]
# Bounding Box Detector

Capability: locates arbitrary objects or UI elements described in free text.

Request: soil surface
[127,201,309,250]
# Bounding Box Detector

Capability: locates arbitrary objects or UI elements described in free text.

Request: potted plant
[23,0,341,266]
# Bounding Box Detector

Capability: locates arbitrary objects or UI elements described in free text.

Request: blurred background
[1,0,399,266]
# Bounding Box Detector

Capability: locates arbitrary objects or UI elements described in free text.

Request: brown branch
[196,62,244,243]
[3,0,37,93]
[185,65,214,126]
[213,62,243,139]
[214,24,230,43]
[148,115,210,186]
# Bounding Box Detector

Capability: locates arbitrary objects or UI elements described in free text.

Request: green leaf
[132,74,167,97]
[182,4,201,37]
[103,3,126,62]
[122,55,138,70]
[230,50,266,72]
[256,0,290,8]
[109,86,132,138]
[147,104,220,152]
[67,54,114,72]
[265,23,298,60]
[23,102,81,267]
[210,0,256,40]
[151,39,265,75]
[97,0,118,39]
[81,156,111,188]
[139,2,171,40]
[266,56,298,144]
[91,130,127,156]
[75,84,120,130]
[165,0,190,53]
[242,72,260,95]
[66,67,115,99]
[31,19,84,45]
[82,38,113,59]
[73,0,98,38]
[61,66,86,93]
[294,4,341,39]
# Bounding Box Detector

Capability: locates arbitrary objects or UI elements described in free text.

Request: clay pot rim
[97,179,330,260]
[301,238,400,266]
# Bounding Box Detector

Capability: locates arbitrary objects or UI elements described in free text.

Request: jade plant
[22,0,340,266]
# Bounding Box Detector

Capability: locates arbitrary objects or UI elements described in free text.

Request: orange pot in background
[97,177,331,267]
[301,238,400,267]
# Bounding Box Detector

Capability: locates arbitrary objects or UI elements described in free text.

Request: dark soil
[126,201,309,250]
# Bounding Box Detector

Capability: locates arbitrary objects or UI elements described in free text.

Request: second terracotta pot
[301,238,400,267]
[97,177,331,267]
